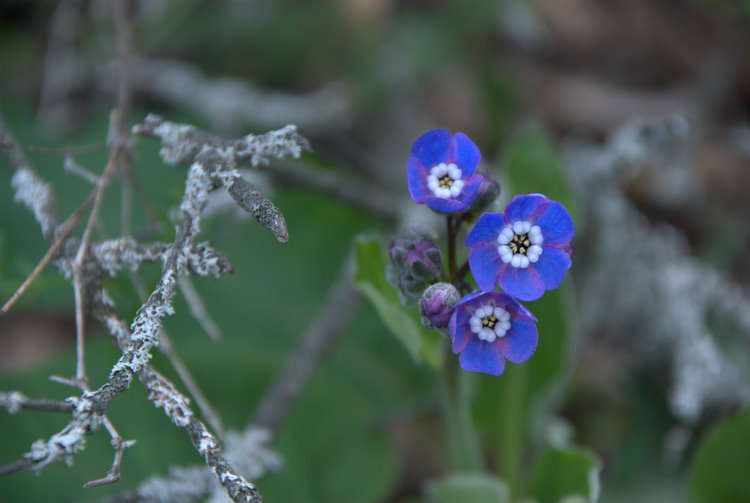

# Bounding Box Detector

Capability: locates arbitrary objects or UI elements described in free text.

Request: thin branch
[0,458,34,477]
[0,190,95,316]
[83,437,136,488]
[72,125,125,385]
[0,391,76,414]
[65,151,99,184]
[251,262,361,434]
[178,275,223,343]
[37,0,88,130]
[270,159,403,223]
[100,58,352,133]
[0,141,107,155]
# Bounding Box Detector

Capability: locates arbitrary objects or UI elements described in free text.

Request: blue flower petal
[456,291,486,308]
[534,246,572,291]
[497,319,538,364]
[407,155,430,203]
[411,129,451,168]
[466,212,506,247]
[537,200,575,246]
[510,301,538,323]
[468,243,503,291]
[458,338,506,376]
[449,311,472,354]
[458,173,483,205]
[505,194,548,222]
[449,132,481,177]
[425,196,466,213]
[498,264,545,301]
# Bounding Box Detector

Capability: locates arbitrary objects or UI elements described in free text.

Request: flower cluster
[390,129,574,376]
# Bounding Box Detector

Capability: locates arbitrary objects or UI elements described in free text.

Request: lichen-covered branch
[0,391,76,414]
[2,111,309,502]
[86,261,358,503]
[228,178,288,242]
[133,114,309,243]
[89,237,233,277]
[132,114,310,168]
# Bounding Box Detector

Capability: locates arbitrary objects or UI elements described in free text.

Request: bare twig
[0,391,76,414]
[99,58,352,134]
[72,125,125,385]
[271,159,403,223]
[0,458,34,477]
[251,262,362,434]
[37,0,88,130]
[178,275,223,343]
[83,437,136,488]
[65,151,100,184]
[0,141,107,155]
[0,189,95,316]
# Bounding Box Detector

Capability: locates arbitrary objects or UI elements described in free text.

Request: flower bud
[420,282,460,332]
[468,174,500,213]
[406,240,442,280]
[387,224,444,305]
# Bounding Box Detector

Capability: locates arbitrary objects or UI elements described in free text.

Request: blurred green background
[2,1,750,502]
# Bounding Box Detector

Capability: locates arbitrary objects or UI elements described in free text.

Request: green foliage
[353,235,443,369]
[690,406,750,503]
[529,447,601,503]
[425,472,510,503]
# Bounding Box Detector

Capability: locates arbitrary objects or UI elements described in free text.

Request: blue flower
[448,291,538,376]
[407,129,484,213]
[466,194,574,302]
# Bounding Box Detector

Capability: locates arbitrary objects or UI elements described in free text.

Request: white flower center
[470,304,511,342]
[427,162,464,199]
[497,221,543,269]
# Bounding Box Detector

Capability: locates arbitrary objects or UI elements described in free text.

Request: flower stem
[441,342,484,473]
[453,260,470,285]
[446,215,457,280]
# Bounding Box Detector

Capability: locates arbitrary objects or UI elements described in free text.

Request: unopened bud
[387,224,443,305]
[420,283,460,332]
[406,240,442,280]
[468,174,500,213]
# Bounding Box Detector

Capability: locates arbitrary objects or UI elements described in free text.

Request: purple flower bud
[387,224,444,305]
[406,240,442,278]
[420,283,460,332]
[468,174,500,213]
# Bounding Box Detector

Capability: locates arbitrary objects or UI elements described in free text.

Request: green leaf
[690,406,750,503]
[352,235,443,369]
[425,472,510,503]
[529,447,601,503]
[502,122,579,222]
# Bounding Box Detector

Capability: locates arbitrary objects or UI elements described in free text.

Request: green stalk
[441,214,483,472]
[499,366,527,498]
[441,342,484,473]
